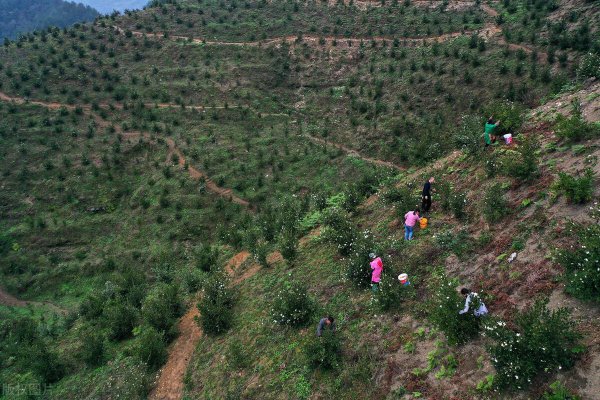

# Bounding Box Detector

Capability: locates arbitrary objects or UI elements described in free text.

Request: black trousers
[422,195,431,212]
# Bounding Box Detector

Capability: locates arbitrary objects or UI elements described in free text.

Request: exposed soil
[148,299,202,400]
[533,80,600,123]
[306,134,405,171]
[115,2,503,52]
[150,250,261,400]
[0,286,67,314]
[164,138,251,208]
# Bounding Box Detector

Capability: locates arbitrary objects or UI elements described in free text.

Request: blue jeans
[405,225,414,240]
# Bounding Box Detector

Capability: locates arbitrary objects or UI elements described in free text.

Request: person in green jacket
[484,117,501,147]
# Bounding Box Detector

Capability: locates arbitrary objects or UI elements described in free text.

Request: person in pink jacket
[404,208,421,241]
[370,253,383,292]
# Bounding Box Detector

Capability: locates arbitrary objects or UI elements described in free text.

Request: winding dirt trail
[164,137,251,208]
[0,93,252,208]
[0,286,67,314]
[114,0,504,49]
[306,134,405,171]
[118,27,494,49]
[149,250,258,400]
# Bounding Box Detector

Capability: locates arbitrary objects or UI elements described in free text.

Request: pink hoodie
[371,257,383,283]
[404,211,421,227]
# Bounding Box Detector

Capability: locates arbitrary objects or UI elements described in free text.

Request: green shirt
[483,123,497,145]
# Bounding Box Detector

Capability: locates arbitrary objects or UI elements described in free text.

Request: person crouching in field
[317,316,336,337]
[370,253,383,292]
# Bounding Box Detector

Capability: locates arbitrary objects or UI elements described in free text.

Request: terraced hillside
[0,0,598,399]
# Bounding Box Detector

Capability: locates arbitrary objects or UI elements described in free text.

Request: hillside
[0,0,599,399]
[0,0,99,40]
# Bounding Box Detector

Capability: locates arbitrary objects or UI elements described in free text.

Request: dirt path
[0,94,252,208]
[0,286,67,314]
[164,138,251,208]
[0,91,75,110]
[306,134,405,171]
[120,29,489,48]
[149,250,258,400]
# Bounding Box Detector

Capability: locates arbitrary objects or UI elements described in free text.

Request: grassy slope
[0,0,597,398]
[185,95,600,399]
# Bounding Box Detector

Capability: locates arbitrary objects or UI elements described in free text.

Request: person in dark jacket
[316,316,336,337]
[422,177,435,213]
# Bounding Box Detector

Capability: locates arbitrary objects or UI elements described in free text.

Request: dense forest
[0,0,99,40]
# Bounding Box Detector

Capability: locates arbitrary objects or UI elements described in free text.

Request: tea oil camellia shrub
[452,114,485,157]
[322,207,360,257]
[576,52,600,80]
[428,273,481,345]
[303,330,343,370]
[126,325,168,371]
[555,111,600,142]
[483,101,525,136]
[450,191,467,221]
[559,222,600,301]
[345,234,377,289]
[483,183,509,224]
[505,134,540,181]
[484,300,582,390]
[271,280,315,327]
[197,274,234,335]
[542,381,581,400]
[195,244,219,272]
[374,264,415,311]
[554,169,595,204]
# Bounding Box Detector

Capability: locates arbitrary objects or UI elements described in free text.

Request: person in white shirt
[459,288,488,317]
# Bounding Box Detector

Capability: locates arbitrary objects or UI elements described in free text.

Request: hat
[398,273,408,282]
[369,253,376,259]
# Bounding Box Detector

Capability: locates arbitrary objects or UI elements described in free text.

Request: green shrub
[303,330,342,370]
[279,226,299,263]
[485,300,582,390]
[104,299,138,341]
[559,222,600,301]
[542,381,581,400]
[555,112,600,142]
[227,339,250,369]
[79,328,105,367]
[427,273,480,345]
[576,52,600,80]
[383,185,418,214]
[141,283,183,336]
[322,207,360,256]
[435,230,473,258]
[484,151,502,178]
[483,183,508,224]
[452,114,484,156]
[79,292,106,320]
[554,169,595,204]
[450,192,467,220]
[438,181,452,212]
[373,265,415,311]
[271,280,315,327]
[483,101,525,136]
[197,274,234,335]
[505,135,540,181]
[345,237,376,288]
[127,325,167,371]
[195,244,219,272]
[253,239,270,268]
